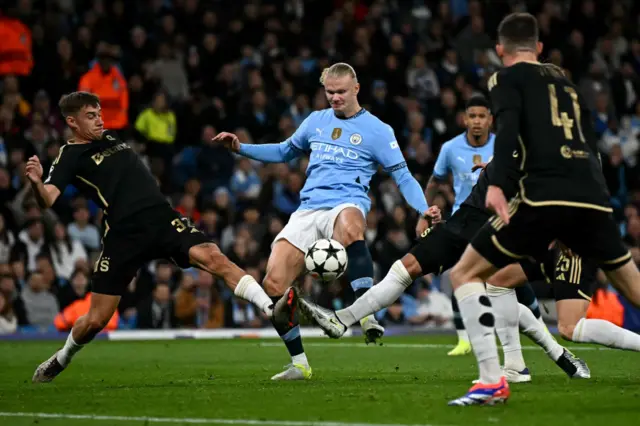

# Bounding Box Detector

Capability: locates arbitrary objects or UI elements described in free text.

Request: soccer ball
[305,239,348,282]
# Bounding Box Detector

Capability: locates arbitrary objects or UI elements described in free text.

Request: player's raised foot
[271,286,297,327]
[297,298,347,339]
[32,351,65,383]
[360,315,384,345]
[555,348,591,379]
[270,363,312,381]
[447,339,471,356]
[449,377,510,406]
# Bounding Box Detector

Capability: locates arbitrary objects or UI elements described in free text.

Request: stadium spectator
[174,272,198,328]
[230,158,262,210]
[0,9,32,78]
[0,213,15,264]
[137,282,175,329]
[78,43,128,131]
[54,291,119,332]
[134,90,177,183]
[0,291,17,334]
[67,206,100,252]
[12,218,45,272]
[193,269,224,329]
[196,125,234,193]
[20,271,58,329]
[47,222,88,281]
[57,268,90,311]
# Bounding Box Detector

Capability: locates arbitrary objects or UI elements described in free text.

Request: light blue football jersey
[432,132,495,213]
[287,108,406,214]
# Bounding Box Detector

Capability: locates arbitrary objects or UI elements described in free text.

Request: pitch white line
[0,412,446,426]
[258,342,610,351]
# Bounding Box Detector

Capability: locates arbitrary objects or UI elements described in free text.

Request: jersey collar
[334,108,366,120]
[464,132,491,148]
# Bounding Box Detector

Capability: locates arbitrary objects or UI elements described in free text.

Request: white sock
[456,329,470,342]
[538,315,547,327]
[56,332,84,368]
[292,353,309,366]
[487,284,525,372]
[336,260,412,327]
[455,282,502,384]
[572,318,640,351]
[518,303,563,360]
[234,275,273,316]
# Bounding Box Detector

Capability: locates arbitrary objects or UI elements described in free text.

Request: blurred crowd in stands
[1,0,640,333]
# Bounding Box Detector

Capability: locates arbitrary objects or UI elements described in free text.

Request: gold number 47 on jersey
[548,84,585,143]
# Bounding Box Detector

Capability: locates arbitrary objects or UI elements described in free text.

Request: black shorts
[410,206,487,275]
[519,249,598,301]
[91,205,210,296]
[471,198,631,272]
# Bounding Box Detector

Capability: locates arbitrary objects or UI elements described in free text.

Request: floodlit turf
[1,335,639,426]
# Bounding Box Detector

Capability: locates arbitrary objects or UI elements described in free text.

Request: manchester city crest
[350,133,362,145]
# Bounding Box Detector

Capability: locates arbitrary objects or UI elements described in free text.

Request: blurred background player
[213,63,440,380]
[426,95,494,355]
[425,95,546,356]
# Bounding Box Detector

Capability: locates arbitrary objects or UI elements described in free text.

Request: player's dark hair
[498,12,539,54]
[58,92,100,117]
[465,95,490,112]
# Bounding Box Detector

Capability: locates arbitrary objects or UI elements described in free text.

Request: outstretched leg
[33,292,120,383]
[189,242,274,316]
[558,298,640,351]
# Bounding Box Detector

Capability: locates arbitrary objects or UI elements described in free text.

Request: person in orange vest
[78,44,128,131]
[0,9,33,77]
[54,292,119,332]
[586,287,624,327]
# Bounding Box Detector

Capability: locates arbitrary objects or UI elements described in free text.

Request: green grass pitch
[0,335,638,426]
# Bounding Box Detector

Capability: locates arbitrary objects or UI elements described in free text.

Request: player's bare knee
[339,225,365,247]
[206,245,228,270]
[194,243,229,273]
[401,254,422,277]
[557,322,576,341]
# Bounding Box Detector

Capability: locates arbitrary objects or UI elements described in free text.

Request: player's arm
[426,143,451,206]
[26,156,61,208]
[374,125,431,217]
[31,146,79,208]
[237,140,302,163]
[213,114,314,163]
[211,135,302,163]
[390,165,430,215]
[487,71,522,191]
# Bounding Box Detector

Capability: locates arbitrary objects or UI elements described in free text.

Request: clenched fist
[25,156,44,184]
